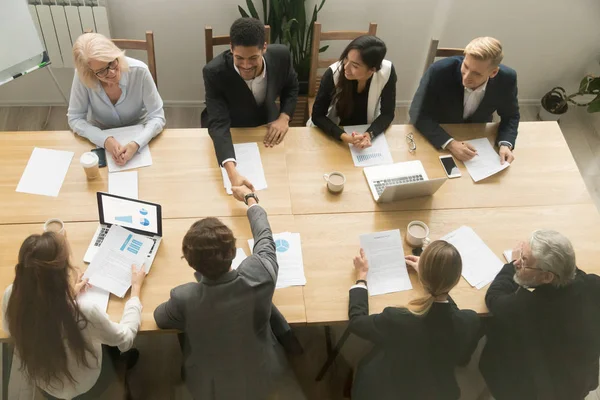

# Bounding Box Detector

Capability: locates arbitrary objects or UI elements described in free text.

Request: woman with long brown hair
[2,231,146,399]
[347,240,482,400]
[309,35,397,149]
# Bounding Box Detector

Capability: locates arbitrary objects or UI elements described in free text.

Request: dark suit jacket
[348,287,481,400]
[201,45,299,164]
[480,263,600,400]
[154,206,290,400]
[409,56,520,149]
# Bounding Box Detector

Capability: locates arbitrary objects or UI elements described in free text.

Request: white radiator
[27,0,111,68]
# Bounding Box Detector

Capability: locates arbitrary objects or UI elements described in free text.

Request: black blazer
[409,56,520,149]
[348,287,481,400]
[201,44,299,164]
[480,264,600,400]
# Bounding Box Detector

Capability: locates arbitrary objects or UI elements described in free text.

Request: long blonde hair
[408,240,462,316]
[72,33,129,89]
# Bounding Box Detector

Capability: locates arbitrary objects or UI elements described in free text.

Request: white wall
[0,0,598,105]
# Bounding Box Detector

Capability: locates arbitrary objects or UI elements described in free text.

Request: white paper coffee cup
[80,152,100,179]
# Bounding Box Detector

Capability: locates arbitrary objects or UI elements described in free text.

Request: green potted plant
[238,0,328,94]
[539,74,600,121]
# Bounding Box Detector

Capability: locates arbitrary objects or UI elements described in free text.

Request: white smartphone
[439,155,461,178]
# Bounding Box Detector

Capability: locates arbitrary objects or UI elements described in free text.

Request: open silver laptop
[83,192,163,270]
[364,160,447,203]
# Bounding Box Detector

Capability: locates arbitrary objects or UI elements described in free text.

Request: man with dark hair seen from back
[154,186,305,399]
[202,17,299,190]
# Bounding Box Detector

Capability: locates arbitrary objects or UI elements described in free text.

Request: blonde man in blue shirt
[68,33,165,166]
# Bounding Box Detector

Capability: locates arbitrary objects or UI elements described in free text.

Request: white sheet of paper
[231,248,247,270]
[442,226,504,289]
[84,225,153,297]
[221,143,268,195]
[77,286,110,313]
[16,148,74,197]
[359,229,412,296]
[104,125,153,172]
[108,171,138,199]
[248,232,306,289]
[463,138,510,182]
[345,124,393,167]
[503,249,513,263]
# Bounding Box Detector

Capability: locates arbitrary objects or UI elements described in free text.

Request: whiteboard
[0,0,47,85]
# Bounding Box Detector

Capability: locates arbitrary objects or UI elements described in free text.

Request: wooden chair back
[308,22,377,98]
[422,38,464,75]
[111,31,158,87]
[205,25,271,64]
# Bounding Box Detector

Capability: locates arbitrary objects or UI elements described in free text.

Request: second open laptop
[364,160,447,203]
[83,192,163,271]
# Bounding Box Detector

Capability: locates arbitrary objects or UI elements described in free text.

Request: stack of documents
[104,125,153,172]
[359,229,412,296]
[344,124,393,167]
[84,225,153,297]
[16,147,74,197]
[442,226,504,289]
[463,138,510,182]
[248,232,306,289]
[221,143,268,194]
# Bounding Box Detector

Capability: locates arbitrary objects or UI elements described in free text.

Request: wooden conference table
[0,122,599,338]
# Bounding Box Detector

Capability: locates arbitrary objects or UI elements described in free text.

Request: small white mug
[406,220,430,247]
[44,218,65,235]
[323,172,346,193]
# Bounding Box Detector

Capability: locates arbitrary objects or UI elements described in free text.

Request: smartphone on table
[91,148,107,168]
[439,155,461,178]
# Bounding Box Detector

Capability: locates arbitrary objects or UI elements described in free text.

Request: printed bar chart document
[442,226,504,289]
[359,229,412,296]
[221,143,268,194]
[248,232,306,289]
[104,125,153,172]
[16,148,74,197]
[84,225,153,297]
[463,138,510,182]
[345,125,393,167]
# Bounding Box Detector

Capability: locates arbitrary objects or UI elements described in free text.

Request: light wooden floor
[1,105,600,399]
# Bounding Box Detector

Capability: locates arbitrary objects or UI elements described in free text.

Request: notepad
[16,147,74,197]
[360,229,412,296]
[77,286,110,313]
[442,226,504,289]
[108,171,138,199]
[463,138,510,182]
[221,143,268,195]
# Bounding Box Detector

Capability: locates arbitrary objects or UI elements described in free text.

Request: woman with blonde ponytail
[347,241,482,400]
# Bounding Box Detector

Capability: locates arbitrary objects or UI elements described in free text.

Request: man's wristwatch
[244,192,259,205]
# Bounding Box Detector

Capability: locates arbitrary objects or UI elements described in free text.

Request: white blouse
[2,285,142,400]
[67,56,165,149]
